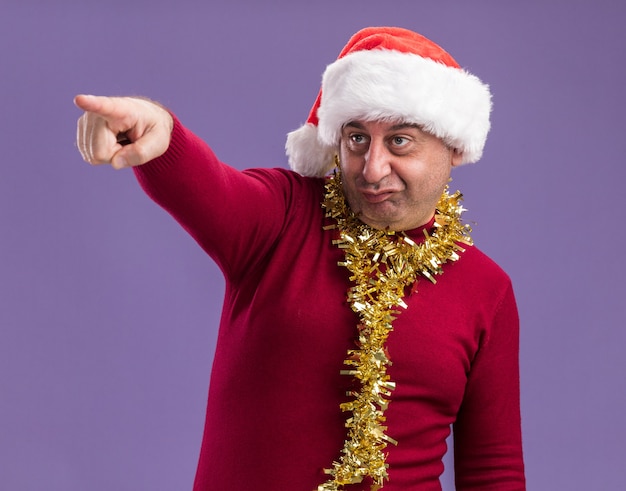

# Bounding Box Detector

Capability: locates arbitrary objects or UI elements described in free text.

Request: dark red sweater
[134,118,525,490]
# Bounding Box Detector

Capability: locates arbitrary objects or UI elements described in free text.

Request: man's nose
[362,139,391,183]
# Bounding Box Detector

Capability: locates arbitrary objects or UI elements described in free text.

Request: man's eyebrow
[389,122,421,131]
[343,121,365,130]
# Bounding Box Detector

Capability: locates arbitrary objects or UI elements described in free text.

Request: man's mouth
[361,190,395,204]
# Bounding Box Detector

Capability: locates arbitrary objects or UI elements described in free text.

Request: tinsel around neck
[317,168,473,491]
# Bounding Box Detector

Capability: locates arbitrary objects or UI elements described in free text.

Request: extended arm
[74,94,305,280]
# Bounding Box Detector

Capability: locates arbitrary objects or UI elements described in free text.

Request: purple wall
[1,1,624,489]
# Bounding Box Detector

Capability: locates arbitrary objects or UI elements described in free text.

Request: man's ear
[451,148,464,167]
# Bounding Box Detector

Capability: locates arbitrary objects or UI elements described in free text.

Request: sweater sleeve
[133,116,300,281]
[453,281,526,490]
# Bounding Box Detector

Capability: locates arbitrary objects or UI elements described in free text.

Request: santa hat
[285,27,492,177]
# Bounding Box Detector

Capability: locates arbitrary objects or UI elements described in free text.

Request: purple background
[1,1,624,489]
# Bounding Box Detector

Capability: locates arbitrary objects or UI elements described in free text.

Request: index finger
[73,94,125,119]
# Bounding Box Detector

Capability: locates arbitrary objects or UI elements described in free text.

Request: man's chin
[356,210,398,231]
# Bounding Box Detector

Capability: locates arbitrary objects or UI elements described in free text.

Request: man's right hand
[74,95,174,170]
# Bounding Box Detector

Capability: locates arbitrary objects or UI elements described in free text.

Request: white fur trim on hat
[318,49,492,164]
[286,123,337,178]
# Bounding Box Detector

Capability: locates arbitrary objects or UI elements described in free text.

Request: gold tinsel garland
[317,167,473,491]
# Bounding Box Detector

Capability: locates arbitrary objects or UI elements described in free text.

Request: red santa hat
[285,26,493,177]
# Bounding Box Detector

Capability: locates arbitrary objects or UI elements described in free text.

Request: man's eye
[392,136,409,146]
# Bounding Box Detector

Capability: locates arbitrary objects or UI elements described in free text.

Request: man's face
[338,120,462,231]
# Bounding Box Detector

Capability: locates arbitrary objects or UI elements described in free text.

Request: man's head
[338,119,462,230]
[285,27,492,178]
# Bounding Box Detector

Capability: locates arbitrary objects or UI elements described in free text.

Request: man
[75,27,525,490]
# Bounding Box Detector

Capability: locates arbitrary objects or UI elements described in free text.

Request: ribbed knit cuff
[133,113,188,180]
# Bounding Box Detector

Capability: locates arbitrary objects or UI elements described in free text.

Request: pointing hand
[74,95,174,170]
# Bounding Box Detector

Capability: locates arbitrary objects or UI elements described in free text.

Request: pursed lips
[359,189,398,204]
